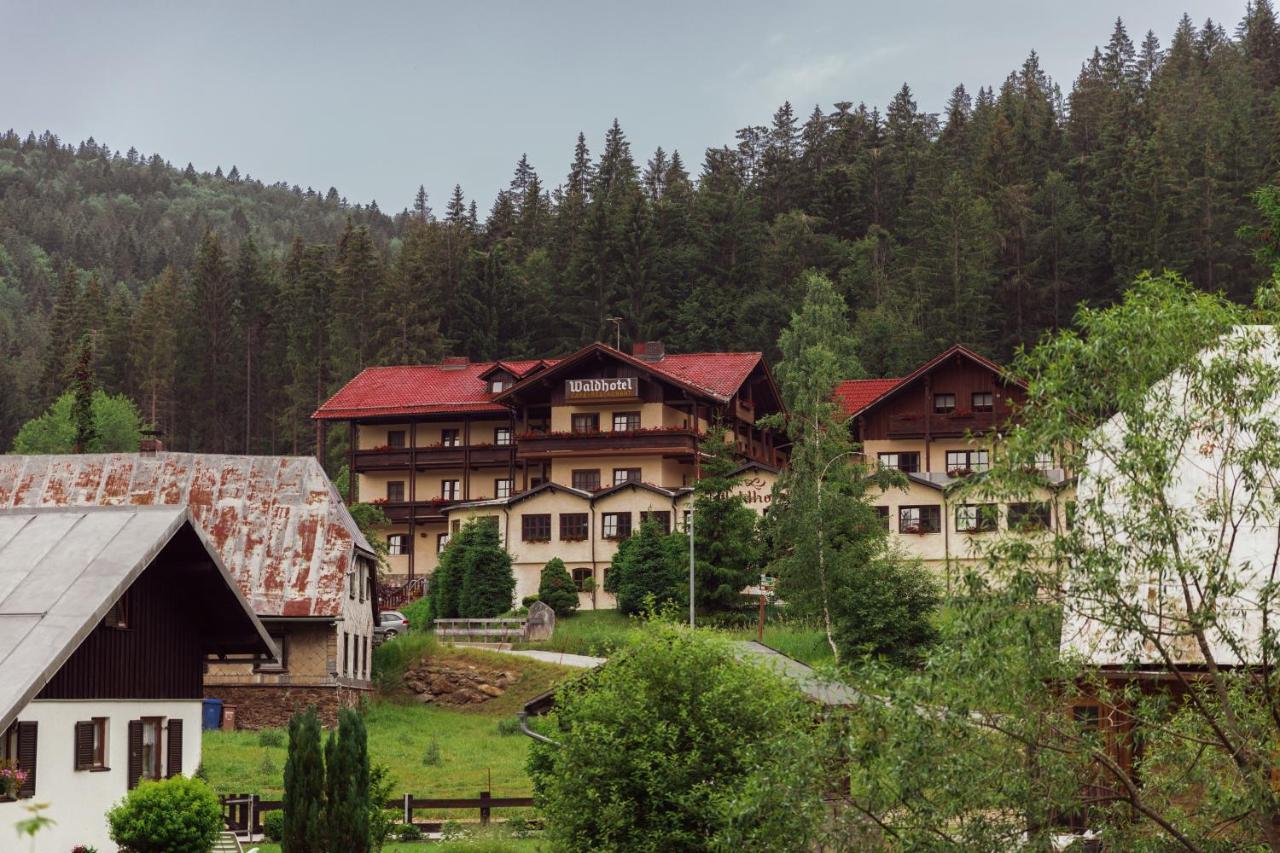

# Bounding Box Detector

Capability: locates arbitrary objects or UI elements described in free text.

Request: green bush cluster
[106,776,223,853]
[427,520,515,619]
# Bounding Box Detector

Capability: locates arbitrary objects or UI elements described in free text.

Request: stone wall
[203,683,370,729]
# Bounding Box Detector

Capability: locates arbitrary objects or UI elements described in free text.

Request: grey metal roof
[0,506,276,730]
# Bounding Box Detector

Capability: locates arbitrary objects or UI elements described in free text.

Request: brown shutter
[166,719,183,777]
[16,721,36,798]
[127,720,143,789]
[74,721,94,771]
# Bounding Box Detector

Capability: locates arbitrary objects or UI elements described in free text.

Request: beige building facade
[314,342,785,607]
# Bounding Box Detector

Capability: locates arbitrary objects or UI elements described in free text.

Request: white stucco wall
[0,699,203,853]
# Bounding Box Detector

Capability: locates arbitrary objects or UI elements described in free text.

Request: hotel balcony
[887,411,1000,439]
[353,444,516,472]
[516,428,701,459]
[377,498,459,523]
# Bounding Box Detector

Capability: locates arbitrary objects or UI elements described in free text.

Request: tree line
[2,6,1279,458]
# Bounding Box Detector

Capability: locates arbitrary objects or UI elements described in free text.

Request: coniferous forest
[2,9,1279,459]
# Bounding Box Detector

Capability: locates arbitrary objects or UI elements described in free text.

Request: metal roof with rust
[0,453,373,619]
[0,506,274,730]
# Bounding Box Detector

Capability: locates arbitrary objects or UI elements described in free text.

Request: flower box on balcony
[902,524,927,535]
[946,466,975,478]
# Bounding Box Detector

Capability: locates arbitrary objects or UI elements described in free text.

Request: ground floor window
[956,503,998,533]
[75,718,109,771]
[388,533,409,555]
[1008,502,1052,531]
[572,567,594,591]
[437,533,449,553]
[140,718,162,781]
[560,513,589,540]
[640,510,671,534]
[898,505,941,534]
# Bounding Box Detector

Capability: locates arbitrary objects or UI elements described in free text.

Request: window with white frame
[441,480,460,500]
[945,449,989,475]
[388,534,408,556]
[955,503,998,532]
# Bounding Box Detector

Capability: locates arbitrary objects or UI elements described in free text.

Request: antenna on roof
[605,316,623,351]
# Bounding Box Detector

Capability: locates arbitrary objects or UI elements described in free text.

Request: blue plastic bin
[202,698,224,730]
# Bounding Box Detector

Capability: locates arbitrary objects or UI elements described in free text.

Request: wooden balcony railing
[375,499,459,523]
[887,411,1000,438]
[516,428,701,457]
[354,444,515,472]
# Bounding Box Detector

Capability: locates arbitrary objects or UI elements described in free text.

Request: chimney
[139,429,164,456]
[442,356,470,370]
[632,341,665,362]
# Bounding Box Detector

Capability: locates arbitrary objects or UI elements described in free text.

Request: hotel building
[835,345,1071,587]
[313,341,785,609]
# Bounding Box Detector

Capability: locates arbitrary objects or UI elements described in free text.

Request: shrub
[421,738,442,766]
[258,729,285,748]
[399,596,431,630]
[324,707,371,853]
[537,557,579,616]
[457,522,516,617]
[607,520,686,614]
[521,594,540,608]
[529,622,825,851]
[495,716,521,736]
[106,776,223,853]
[397,823,423,841]
[263,809,285,842]
[832,554,940,665]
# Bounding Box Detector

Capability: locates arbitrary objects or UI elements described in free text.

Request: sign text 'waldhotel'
[565,377,638,401]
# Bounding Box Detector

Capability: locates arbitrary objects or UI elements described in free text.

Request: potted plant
[0,759,28,799]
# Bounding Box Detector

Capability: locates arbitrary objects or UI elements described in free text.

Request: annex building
[836,345,1071,589]
[314,341,785,608]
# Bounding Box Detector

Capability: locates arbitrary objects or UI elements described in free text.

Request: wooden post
[758,590,766,642]
[479,790,491,825]
[403,792,412,825]
[408,420,417,581]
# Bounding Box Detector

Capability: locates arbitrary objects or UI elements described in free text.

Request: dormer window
[490,380,508,393]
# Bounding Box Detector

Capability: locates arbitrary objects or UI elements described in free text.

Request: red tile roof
[315,362,513,420]
[316,347,770,419]
[0,453,371,618]
[834,378,902,417]
[648,352,764,400]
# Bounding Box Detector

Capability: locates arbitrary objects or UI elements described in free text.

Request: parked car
[375,609,410,640]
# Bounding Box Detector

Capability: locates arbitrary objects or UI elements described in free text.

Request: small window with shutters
[165,719,183,778]
[74,718,109,771]
[128,718,165,788]
[0,721,36,799]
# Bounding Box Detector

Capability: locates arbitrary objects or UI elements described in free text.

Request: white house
[0,506,274,852]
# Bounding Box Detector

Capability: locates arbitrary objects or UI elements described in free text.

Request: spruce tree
[537,557,579,616]
[70,335,97,453]
[282,707,325,853]
[690,426,762,612]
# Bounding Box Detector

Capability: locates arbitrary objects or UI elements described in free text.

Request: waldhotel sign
[565,377,638,401]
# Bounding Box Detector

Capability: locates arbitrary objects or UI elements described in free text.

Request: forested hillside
[2,8,1279,460]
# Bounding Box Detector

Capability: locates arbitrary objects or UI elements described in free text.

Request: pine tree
[40,265,81,403]
[445,184,467,225]
[131,269,180,431]
[606,519,685,616]
[70,335,97,453]
[413,185,431,221]
[282,707,325,853]
[183,230,238,451]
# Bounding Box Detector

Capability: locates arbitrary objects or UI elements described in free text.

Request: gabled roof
[0,454,372,618]
[446,481,595,512]
[836,345,1020,418]
[477,360,557,381]
[496,343,769,405]
[591,480,691,501]
[0,507,274,730]
[314,362,513,420]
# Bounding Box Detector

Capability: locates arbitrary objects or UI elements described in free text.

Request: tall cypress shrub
[282,707,325,853]
[537,557,579,615]
[325,707,372,853]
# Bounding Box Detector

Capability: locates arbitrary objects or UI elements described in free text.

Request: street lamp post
[688,501,695,627]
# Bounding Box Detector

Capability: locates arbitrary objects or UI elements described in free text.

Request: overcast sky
[2,0,1247,212]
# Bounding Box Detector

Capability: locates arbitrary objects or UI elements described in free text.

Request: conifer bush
[537,557,579,615]
[282,707,325,853]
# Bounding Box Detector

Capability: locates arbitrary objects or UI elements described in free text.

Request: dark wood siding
[859,355,1027,441]
[35,558,205,701]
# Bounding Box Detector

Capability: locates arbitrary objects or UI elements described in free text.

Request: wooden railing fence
[433,617,528,644]
[221,790,535,838]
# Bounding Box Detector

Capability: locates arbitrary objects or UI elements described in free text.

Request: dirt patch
[402,660,523,706]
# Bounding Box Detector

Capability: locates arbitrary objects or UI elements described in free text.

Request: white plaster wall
[0,699,203,853]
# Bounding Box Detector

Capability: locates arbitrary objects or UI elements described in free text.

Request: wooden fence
[221,790,536,838]
[433,616,528,644]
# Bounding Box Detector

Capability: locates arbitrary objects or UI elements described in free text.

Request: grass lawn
[512,609,640,657]
[252,838,546,853]
[202,639,575,808]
